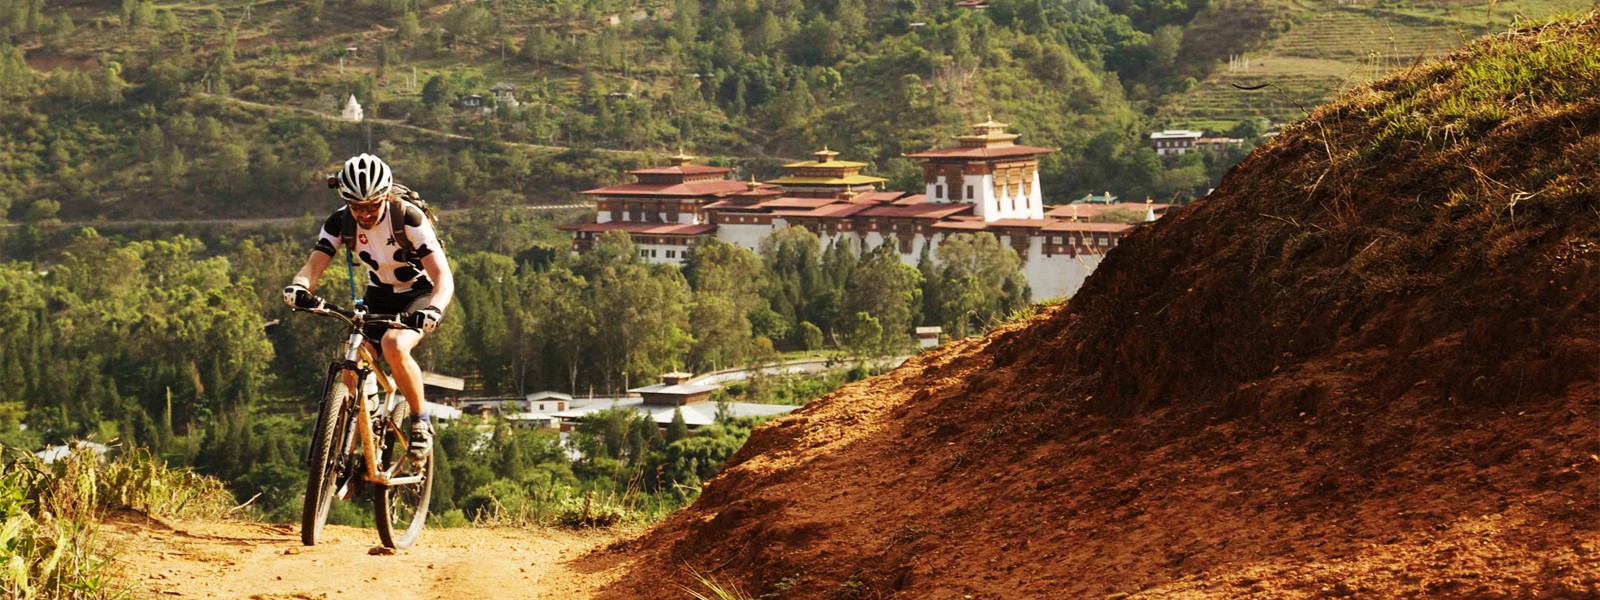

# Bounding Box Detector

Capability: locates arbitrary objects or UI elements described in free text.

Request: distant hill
[596,13,1599,598]
[1162,0,1592,130]
[2,0,1590,224]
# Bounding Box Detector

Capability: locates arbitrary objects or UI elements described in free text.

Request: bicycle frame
[311,303,424,487]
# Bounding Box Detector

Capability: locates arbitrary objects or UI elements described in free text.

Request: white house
[1149,130,1204,155]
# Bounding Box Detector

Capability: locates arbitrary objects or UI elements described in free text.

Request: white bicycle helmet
[334,153,394,205]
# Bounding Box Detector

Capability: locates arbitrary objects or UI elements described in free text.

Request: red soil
[592,17,1600,599]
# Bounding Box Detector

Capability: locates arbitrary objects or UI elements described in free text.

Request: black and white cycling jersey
[312,200,442,294]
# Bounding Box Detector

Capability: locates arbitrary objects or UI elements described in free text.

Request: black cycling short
[361,285,434,345]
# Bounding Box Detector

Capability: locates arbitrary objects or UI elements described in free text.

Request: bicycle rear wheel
[373,403,433,549]
[301,370,353,546]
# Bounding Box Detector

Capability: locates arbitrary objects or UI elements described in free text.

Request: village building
[1195,136,1246,153]
[547,373,799,432]
[565,118,1172,299]
[1149,129,1204,155]
[489,82,520,108]
[561,150,748,263]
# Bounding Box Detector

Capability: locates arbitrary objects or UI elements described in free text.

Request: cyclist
[282,153,453,461]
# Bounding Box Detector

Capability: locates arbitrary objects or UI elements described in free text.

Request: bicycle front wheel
[302,370,353,546]
[373,404,433,549]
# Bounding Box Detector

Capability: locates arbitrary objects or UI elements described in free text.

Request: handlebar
[291,298,418,331]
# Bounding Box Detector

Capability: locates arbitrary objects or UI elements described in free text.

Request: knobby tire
[301,372,352,546]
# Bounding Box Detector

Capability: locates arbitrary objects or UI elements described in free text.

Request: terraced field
[1162,0,1594,131]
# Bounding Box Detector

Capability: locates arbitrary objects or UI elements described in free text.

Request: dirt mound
[594,16,1600,599]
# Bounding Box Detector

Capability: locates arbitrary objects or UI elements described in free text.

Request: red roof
[762,197,841,209]
[772,203,877,219]
[629,164,731,176]
[905,145,1054,159]
[701,200,769,211]
[1041,221,1138,233]
[859,203,973,219]
[986,218,1054,229]
[890,194,929,206]
[853,191,907,204]
[559,222,717,236]
[581,180,751,197]
[930,220,992,231]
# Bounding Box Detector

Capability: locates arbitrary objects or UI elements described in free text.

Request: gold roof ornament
[958,115,1019,147]
[669,148,696,166]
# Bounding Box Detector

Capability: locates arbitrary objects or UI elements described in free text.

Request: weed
[681,566,751,600]
[0,444,233,598]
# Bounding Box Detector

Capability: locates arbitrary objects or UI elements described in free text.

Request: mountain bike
[293,299,434,549]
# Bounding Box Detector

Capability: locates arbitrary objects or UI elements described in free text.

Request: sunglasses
[348,199,389,216]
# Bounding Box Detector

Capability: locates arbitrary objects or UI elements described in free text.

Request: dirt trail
[103,515,641,599]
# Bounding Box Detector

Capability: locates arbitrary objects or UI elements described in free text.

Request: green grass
[1161,0,1594,130]
[1348,13,1600,158]
[0,446,235,599]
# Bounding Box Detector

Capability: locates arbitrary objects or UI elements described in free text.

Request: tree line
[0,0,1267,231]
[0,212,1028,519]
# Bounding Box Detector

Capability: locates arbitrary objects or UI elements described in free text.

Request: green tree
[579,232,693,392]
[683,238,764,371]
[935,232,1026,337]
[666,407,689,444]
[841,244,920,352]
[0,43,31,97]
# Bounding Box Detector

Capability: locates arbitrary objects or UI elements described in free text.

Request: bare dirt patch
[104,516,641,599]
[592,15,1600,600]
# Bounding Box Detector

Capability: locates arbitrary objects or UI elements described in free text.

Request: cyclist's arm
[292,251,334,292]
[295,211,345,292]
[420,252,454,312]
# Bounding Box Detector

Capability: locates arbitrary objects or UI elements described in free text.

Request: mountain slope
[593,14,1600,599]
[1164,0,1593,128]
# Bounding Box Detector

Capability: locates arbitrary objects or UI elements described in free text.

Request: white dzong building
[905,116,1050,220]
[564,118,1173,299]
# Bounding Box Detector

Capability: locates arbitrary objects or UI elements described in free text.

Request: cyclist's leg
[383,329,433,460]
[380,328,427,417]
[380,288,436,459]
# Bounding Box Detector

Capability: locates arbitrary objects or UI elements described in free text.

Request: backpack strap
[389,197,415,262]
[340,209,357,253]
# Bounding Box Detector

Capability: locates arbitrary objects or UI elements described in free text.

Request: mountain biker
[282,153,453,461]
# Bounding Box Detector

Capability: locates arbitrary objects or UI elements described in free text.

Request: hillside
[1163,0,1591,129]
[12,0,1530,227]
[593,14,1600,599]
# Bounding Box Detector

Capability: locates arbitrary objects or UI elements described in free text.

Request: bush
[554,490,632,528]
[0,445,236,598]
